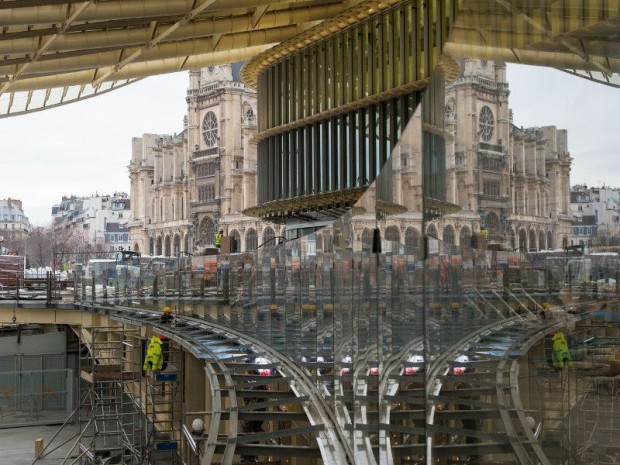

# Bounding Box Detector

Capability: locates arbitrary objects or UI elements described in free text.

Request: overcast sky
[1,63,618,226]
[1,72,189,226]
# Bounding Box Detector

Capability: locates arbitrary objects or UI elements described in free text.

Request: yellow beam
[3,45,273,92]
[0,0,333,26]
[0,306,109,326]
[0,26,305,77]
[0,1,95,95]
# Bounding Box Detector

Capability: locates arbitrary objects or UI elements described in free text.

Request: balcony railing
[477,142,507,154]
[190,197,220,207]
[193,148,219,159]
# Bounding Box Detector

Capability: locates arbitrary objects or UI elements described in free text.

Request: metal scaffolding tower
[78,325,144,465]
[144,335,183,465]
[569,318,620,465]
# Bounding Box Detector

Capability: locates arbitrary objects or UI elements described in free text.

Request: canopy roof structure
[0,0,355,116]
[0,0,619,117]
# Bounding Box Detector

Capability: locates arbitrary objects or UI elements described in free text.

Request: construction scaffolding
[144,334,183,465]
[524,311,620,465]
[569,317,620,465]
[78,325,144,465]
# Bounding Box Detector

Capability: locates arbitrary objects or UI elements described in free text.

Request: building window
[385,226,400,243]
[443,226,455,245]
[246,229,258,251]
[199,217,216,246]
[262,227,277,249]
[455,152,465,167]
[483,179,500,198]
[405,227,420,254]
[197,162,216,178]
[198,184,216,202]
[478,106,494,141]
[202,111,219,147]
[480,157,501,172]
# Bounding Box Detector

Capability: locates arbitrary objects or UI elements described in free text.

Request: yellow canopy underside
[0,0,618,116]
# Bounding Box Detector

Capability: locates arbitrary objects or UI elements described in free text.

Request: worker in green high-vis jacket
[215,229,223,248]
[551,331,573,368]
[143,336,164,372]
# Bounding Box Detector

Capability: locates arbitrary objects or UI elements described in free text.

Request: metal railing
[3,235,620,464]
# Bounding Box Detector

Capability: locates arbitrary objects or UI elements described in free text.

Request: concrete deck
[1,423,81,465]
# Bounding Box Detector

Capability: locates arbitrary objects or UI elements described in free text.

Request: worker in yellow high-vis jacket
[551,331,572,368]
[215,229,223,248]
[143,336,164,372]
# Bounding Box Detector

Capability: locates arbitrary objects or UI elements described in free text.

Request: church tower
[445,59,511,242]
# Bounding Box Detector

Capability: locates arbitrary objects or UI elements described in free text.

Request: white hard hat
[192,418,205,434]
[525,416,536,431]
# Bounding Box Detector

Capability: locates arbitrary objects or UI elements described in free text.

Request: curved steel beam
[0,0,342,26]
[0,1,95,95]
[444,44,620,74]
[0,26,307,78]
[3,44,273,92]
[0,5,344,56]
[106,304,353,464]
[0,78,140,119]
[560,69,620,89]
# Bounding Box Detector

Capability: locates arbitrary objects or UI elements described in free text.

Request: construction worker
[159,306,174,370]
[551,331,573,368]
[160,306,174,325]
[480,227,489,244]
[143,336,164,372]
[540,302,550,321]
[215,229,223,248]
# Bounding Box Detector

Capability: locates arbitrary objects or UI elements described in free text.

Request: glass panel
[353,28,362,101]
[325,40,332,111]
[317,45,324,114]
[344,31,352,104]
[61,4,620,465]
[335,34,343,107]
[282,131,289,198]
[309,50,315,117]
[363,21,371,98]
[302,51,309,119]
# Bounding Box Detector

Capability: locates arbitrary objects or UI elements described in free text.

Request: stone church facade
[128,64,282,256]
[129,60,571,257]
[442,59,572,251]
[350,59,572,254]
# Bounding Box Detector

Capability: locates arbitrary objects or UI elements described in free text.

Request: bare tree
[22,224,79,268]
[21,223,114,269]
[25,226,52,268]
[1,230,27,257]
